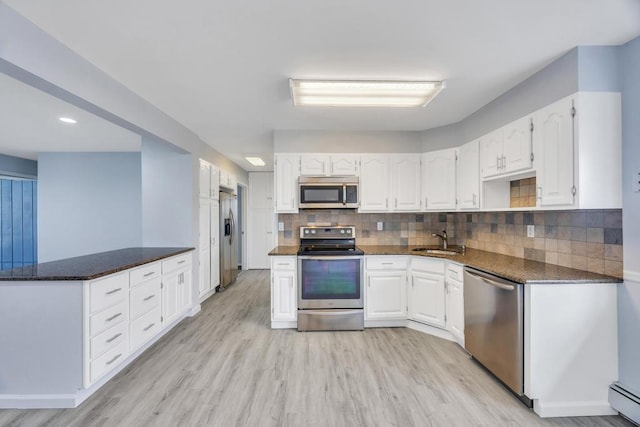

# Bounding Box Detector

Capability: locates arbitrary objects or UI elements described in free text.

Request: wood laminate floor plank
[0,269,633,427]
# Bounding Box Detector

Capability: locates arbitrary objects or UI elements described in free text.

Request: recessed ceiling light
[289,79,446,107]
[59,117,77,124]
[245,157,266,166]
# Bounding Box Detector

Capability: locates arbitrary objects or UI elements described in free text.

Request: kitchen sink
[411,246,463,256]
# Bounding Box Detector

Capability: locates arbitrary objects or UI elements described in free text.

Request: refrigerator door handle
[229,209,235,244]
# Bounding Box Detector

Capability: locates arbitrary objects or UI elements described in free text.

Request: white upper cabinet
[299,154,359,176]
[422,149,457,211]
[456,140,480,209]
[534,92,621,209]
[274,153,300,213]
[300,154,330,176]
[330,154,359,176]
[481,116,533,179]
[390,154,422,211]
[199,160,219,200]
[359,154,390,212]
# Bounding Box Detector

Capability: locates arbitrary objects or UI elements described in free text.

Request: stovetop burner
[297,225,363,256]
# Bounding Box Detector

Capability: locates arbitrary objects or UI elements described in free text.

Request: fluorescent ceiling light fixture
[289,79,445,107]
[245,156,266,166]
[58,117,77,124]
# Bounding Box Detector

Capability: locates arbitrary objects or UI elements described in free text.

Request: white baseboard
[407,320,456,343]
[364,319,408,328]
[198,288,217,304]
[533,400,617,418]
[271,320,297,329]
[188,304,202,317]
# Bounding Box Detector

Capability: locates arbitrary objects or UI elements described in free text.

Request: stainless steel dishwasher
[464,267,531,407]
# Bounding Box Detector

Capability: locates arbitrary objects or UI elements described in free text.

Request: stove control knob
[340,230,345,234]
[311,230,316,234]
[346,229,351,234]
[304,230,309,234]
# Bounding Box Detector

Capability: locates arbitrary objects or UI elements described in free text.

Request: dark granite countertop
[0,247,195,281]
[269,245,621,284]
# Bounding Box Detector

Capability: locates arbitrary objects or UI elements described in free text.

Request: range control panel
[299,226,356,239]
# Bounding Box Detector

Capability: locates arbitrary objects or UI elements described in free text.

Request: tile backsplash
[277,208,623,278]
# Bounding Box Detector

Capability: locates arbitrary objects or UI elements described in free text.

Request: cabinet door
[330,154,358,176]
[162,271,180,326]
[480,129,504,178]
[179,269,192,314]
[365,271,408,320]
[272,270,297,321]
[274,154,300,213]
[199,199,212,297]
[359,155,389,212]
[210,164,220,199]
[536,97,575,206]
[409,271,446,328]
[391,154,421,211]
[446,278,464,345]
[300,154,329,176]
[199,160,211,199]
[422,149,457,210]
[503,116,533,174]
[211,201,220,288]
[456,140,480,209]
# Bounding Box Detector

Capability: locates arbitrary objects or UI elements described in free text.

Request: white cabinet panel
[456,140,480,209]
[446,263,464,346]
[365,271,407,320]
[300,154,329,176]
[330,154,359,176]
[391,154,421,211]
[480,130,504,178]
[503,116,532,174]
[274,154,300,212]
[409,271,446,328]
[272,270,297,321]
[359,155,389,212]
[422,149,457,211]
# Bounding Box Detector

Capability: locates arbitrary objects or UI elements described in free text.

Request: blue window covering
[1,179,37,270]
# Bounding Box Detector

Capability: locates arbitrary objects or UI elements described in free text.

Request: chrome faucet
[432,230,448,249]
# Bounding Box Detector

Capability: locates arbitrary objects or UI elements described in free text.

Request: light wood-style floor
[0,270,633,427]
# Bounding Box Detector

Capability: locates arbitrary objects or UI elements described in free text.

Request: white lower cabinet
[270,256,297,327]
[445,263,464,346]
[409,257,446,328]
[83,251,194,389]
[364,256,408,322]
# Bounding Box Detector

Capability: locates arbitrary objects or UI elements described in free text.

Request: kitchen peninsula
[0,247,195,409]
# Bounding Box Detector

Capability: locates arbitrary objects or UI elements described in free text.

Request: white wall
[618,36,640,393]
[37,152,142,262]
[275,130,422,153]
[141,137,193,247]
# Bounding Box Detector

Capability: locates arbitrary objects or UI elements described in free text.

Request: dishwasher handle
[465,268,517,291]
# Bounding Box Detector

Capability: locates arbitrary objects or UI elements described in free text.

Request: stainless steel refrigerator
[219,190,238,289]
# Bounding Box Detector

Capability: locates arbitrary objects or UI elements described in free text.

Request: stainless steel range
[297,225,364,331]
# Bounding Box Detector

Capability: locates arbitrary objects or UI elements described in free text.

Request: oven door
[297,255,363,309]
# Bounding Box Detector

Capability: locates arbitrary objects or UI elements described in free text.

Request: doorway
[0,177,37,270]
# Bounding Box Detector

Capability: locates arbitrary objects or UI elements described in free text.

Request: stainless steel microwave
[298,176,359,209]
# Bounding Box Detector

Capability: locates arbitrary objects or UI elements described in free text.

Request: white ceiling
[3,0,640,170]
[0,73,141,160]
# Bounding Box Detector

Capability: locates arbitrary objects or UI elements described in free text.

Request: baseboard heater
[610,382,640,425]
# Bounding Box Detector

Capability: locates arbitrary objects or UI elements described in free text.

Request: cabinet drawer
[90,300,128,337]
[271,256,296,270]
[130,262,161,287]
[130,277,161,320]
[162,253,192,274]
[366,256,408,270]
[90,320,128,360]
[447,262,464,282]
[411,257,446,275]
[130,307,162,351]
[90,273,128,314]
[90,340,128,383]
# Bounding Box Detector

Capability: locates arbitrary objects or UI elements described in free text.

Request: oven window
[301,187,341,203]
[300,259,360,299]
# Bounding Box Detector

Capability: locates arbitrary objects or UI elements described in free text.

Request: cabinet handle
[472,193,477,206]
[395,198,398,209]
[496,155,500,170]
[425,197,428,209]
[537,187,542,200]
[381,262,393,265]
[178,260,186,264]
[386,198,388,209]
[106,333,122,343]
[106,353,122,366]
[143,323,156,331]
[106,312,122,322]
[502,155,506,170]
[143,294,156,301]
[105,287,122,295]
[143,272,155,277]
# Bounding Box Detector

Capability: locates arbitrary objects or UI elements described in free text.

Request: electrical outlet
[527,225,535,238]
[278,222,284,231]
[377,221,383,231]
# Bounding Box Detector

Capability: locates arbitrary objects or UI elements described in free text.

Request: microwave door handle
[343,184,347,205]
